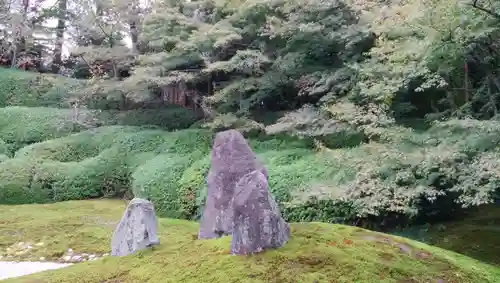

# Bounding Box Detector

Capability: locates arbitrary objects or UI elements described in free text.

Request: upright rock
[198,129,267,239]
[231,170,291,255]
[111,198,160,256]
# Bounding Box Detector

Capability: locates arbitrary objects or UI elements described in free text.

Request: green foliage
[0,158,67,204]
[0,120,334,220]
[0,107,81,152]
[132,154,197,218]
[197,113,265,137]
[1,0,500,233]
[0,68,78,108]
[1,107,500,228]
[123,0,375,121]
[177,155,211,219]
[0,106,201,157]
[0,139,9,155]
[285,119,500,226]
[100,107,199,130]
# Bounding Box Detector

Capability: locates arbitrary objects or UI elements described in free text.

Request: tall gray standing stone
[111,198,160,256]
[198,129,268,239]
[231,170,291,255]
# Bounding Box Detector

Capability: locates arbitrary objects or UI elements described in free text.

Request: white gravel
[0,261,73,280]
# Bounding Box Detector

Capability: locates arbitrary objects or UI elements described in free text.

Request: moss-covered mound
[396,204,500,267]
[0,200,498,283]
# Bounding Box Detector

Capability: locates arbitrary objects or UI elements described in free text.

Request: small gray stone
[199,130,267,239]
[231,170,290,255]
[111,198,160,257]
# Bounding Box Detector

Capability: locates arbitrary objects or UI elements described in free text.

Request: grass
[0,200,499,283]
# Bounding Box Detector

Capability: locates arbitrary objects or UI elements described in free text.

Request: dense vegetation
[1,0,500,233]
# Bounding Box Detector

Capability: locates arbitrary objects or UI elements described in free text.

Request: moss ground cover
[1,200,499,283]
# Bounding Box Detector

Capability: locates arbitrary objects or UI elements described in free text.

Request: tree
[52,0,68,73]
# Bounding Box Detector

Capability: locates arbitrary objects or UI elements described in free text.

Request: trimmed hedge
[1,107,499,228]
[0,68,76,108]
[0,124,325,219]
[0,106,201,155]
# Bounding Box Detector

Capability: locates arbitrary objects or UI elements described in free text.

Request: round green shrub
[105,107,200,130]
[178,155,211,219]
[0,158,70,204]
[0,107,79,152]
[15,132,101,162]
[132,154,193,218]
[0,68,73,108]
[51,147,131,201]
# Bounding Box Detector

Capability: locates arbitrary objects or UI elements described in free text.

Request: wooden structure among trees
[159,83,207,118]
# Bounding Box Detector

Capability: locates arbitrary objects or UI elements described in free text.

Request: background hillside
[0,0,499,268]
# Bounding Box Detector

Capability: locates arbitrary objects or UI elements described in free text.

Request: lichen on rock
[231,170,290,255]
[111,198,160,257]
[198,129,267,240]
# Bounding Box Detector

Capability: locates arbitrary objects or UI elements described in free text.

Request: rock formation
[198,129,267,239]
[111,198,160,256]
[231,170,291,255]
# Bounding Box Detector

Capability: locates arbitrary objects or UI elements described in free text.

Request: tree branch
[471,0,500,20]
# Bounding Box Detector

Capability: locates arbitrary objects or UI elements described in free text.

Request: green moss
[0,200,124,261]
[0,200,499,283]
[397,205,500,266]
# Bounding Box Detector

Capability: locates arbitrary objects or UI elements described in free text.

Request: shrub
[15,131,103,162]
[3,114,498,229]
[177,155,211,219]
[0,107,80,152]
[0,103,207,157]
[102,107,199,130]
[51,147,132,200]
[132,154,190,218]
[0,139,9,156]
[0,158,71,204]
[284,119,500,228]
[0,123,330,220]
[0,126,215,208]
[0,68,76,108]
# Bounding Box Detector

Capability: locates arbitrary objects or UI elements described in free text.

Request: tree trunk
[11,0,29,68]
[129,21,139,53]
[128,0,141,54]
[52,0,68,73]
